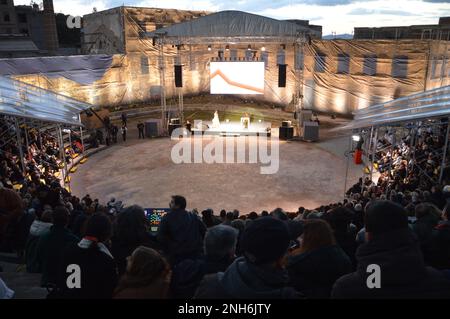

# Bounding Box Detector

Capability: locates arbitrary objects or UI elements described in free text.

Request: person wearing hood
[194,217,301,299]
[57,213,118,299]
[25,210,53,273]
[331,200,450,299]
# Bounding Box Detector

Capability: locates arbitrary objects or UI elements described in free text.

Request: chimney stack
[42,0,59,53]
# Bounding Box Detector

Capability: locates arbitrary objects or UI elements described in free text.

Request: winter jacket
[194,257,301,299]
[157,209,206,265]
[331,228,450,299]
[25,220,53,273]
[287,245,353,298]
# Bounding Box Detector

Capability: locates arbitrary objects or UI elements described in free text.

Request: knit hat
[241,217,290,265]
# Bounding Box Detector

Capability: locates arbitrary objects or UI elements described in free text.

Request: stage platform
[191,121,272,137]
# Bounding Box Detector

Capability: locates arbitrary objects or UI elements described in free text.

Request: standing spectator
[111,205,158,275]
[137,121,145,139]
[36,207,79,287]
[287,219,352,298]
[195,217,301,299]
[121,112,127,126]
[201,209,221,228]
[114,246,171,299]
[411,203,440,257]
[171,225,238,298]
[58,213,118,299]
[157,196,206,265]
[121,125,127,142]
[332,201,450,299]
[111,125,118,144]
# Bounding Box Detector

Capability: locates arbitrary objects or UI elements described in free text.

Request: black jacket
[57,243,118,299]
[426,221,450,270]
[331,228,450,299]
[194,257,301,299]
[170,255,233,299]
[288,245,353,298]
[157,209,206,265]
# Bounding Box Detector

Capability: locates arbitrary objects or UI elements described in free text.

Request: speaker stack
[169,118,182,136]
[278,64,287,87]
[174,65,183,88]
[279,121,293,140]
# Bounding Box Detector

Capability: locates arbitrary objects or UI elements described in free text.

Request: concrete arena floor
[71,125,361,213]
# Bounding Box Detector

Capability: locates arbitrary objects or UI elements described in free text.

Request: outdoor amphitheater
[1,3,450,303]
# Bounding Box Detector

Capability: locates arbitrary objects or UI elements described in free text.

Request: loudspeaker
[279,126,293,140]
[174,65,183,87]
[278,64,287,87]
[145,121,159,138]
[282,120,292,127]
[303,121,319,142]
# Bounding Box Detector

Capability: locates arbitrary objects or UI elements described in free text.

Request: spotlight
[225,45,230,51]
[226,119,230,123]
[352,135,361,142]
[247,45,251,51]
[261,47,266,51]
[207,45,211,51]
[258,119,262,123]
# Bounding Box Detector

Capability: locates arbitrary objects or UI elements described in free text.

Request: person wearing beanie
[194,217,301,299]
[332,200,450,299]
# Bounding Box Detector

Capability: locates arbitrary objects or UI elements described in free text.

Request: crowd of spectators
[0,119,450,299]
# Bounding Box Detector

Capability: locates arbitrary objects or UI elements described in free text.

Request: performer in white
[211,110,221,128]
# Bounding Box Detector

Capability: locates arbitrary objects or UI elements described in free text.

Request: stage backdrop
[210,62,265,95]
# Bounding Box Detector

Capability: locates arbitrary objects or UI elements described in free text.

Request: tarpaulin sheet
[0,55,113,85]
[146,10,319,38]
[0,76,91,126]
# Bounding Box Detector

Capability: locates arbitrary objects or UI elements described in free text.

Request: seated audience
[332,201,450,298]
[114,246,171,299]
[194,217,301,299]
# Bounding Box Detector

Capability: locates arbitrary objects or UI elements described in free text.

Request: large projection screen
[210,62,265,95]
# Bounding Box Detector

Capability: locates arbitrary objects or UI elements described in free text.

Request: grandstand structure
[0,76,93,190]
[343,85,450,187]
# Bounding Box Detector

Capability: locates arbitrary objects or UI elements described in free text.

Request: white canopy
[0,76,92,126]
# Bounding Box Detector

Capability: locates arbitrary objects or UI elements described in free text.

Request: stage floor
[190,120,271,136]
[71,128,361,213]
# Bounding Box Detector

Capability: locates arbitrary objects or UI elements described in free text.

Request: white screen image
[210,62,265,95]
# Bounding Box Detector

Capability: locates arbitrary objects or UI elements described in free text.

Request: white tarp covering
[342,85,450,129]
[147,10,319,39]
[0,76,92,126]
[0,55,113,85]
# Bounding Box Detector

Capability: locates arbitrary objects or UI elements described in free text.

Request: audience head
[299,219,336,253]
[415,203,441,220]
[114,205,148,243]
[115,246,171,298]
[204,225,238,260]
[170,195,186,211]
[364,200,408,239]
[219,210,227,220]
[271,208,288,221]
[84,213,112,243]
[52,206,70,227]
[230,219,245,233]
[241,217,290,267]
